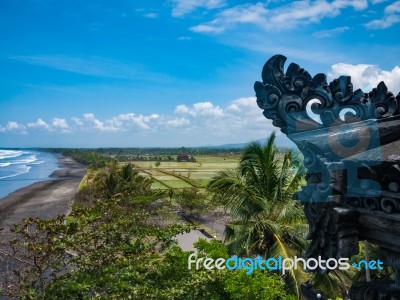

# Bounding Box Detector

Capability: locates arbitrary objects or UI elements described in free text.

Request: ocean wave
[9,155,38,165]
[0,150,24,160]
[29,160,45,165]
[0,162,12,167]
[0,165,31,180]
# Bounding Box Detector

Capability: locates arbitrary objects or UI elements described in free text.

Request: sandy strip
[0,156,86,232]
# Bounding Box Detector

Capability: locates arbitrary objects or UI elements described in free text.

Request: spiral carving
[254,55,400,134]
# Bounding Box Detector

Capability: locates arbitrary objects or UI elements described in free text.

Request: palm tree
[120,163,135,182]
[101,173,122,199]
[207,132,307,296]
[310,268,355,299]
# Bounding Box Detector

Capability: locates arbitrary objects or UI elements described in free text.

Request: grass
[160,180,193,189]
[78,175,88,190]
[131,155,240,190]
[78,155,240,192]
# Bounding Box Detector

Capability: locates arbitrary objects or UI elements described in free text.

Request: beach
[0,156,86,233]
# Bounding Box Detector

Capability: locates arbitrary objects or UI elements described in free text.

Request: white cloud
[175,101,224,116]
[144,13,158,18]
[52,118,69,129]
[8,55,171,82]
[71,117,83,126]
[328,63,400,94]
[227,97,258,111]
[190,2,267,33]
[175,104,191,114]
[178,36,192,41]
[110,113,159,130]
[191,24,224,33]
[385,1,400,14]
[172,98,275,140]
[7,121,20,130]
[27,118,50,130]
[83,113,96,121]
[371,0,390,3]
[365,1,400,29]
[2,113,162,136]
[171,0,226,17]
[225,97,270,130]
[190,0,368,33]
[166,117,190,127]
[83,113,116,132]
[365,14,400,28]
[193,102,224,116]
[79,112,161,132]
[5,121,26,133]
[1,99,276,145]
[26,118,71,133]
[312,26,350,38]
[268,1,336,28]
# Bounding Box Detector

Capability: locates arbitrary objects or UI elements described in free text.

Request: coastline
[0,156,86,231]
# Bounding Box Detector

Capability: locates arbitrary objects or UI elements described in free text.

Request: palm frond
[272,233,308,298]
[207,133,313,298]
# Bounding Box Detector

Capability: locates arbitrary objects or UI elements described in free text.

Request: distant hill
[207,135,297,150]
[206,142,250,149]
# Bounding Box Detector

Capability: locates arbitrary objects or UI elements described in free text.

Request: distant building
[177,153,189,162]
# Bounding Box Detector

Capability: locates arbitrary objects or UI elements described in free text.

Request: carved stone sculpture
[255,55,400,299]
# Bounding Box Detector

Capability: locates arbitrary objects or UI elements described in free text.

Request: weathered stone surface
[255,55,400,299]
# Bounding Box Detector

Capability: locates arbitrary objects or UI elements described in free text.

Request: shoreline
[0,156,86,231]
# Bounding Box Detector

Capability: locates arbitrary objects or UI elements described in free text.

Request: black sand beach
[0,156,86,233]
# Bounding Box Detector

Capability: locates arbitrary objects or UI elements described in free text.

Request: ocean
[0,149,60,200]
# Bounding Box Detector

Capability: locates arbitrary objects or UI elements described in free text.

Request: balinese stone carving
[255,55,400,299]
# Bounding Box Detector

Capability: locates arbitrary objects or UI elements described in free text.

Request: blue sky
[1,0,400,147]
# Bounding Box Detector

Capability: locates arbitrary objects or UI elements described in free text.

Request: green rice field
[130,155,240,190]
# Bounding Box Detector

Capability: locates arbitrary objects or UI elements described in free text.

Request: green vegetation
[207,134,355,299]
[132,156,239,191]
[175,187,210,216]
[61,149,115,169]
[46,147,242,164]
[0,163,188,298]
[208,133,307,296]
[1,136,379,299]
[0,158,296,299]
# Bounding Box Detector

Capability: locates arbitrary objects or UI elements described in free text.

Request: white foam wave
[30,160,44,165]
[0,166,31,180]
[0,162,11,167]
[0,150,24,160]
[11,155,37,165]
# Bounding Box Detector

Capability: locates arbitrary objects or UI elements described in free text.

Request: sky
[1,0,400,148]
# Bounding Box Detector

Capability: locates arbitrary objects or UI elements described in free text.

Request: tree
[0,150,299,299]
[207,133,307,296]
[101,173,121,198]
[176,187,209,216]
[93,163,156,199]
[0,164,188,299]
[120,163,135,182]
[168,188,174,205]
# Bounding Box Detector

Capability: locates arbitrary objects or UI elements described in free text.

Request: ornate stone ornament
[255,55,400,299]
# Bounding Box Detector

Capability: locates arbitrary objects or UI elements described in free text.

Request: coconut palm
[310,268,355,299]
[207,132,308,296]
[120,163,135,182]
[101,173,122,199]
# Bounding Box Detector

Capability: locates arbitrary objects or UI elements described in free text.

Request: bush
[176,187,209,216]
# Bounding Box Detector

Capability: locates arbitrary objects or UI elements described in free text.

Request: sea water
[0,149,60,200]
